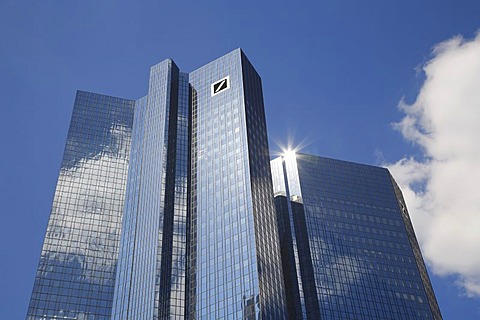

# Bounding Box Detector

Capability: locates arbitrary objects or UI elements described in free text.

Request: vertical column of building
[27,91,135,320]
[271,157,305,319]
[271,156,320,319]
[188,49,287,319]
[111,95,147,318]
[169,72,190,318]
[156,62,179,319]
[240,51,287,319]
[188,83,198,319]
[158,72,190,319]
[112,59,184,319]
[189,49,260,318]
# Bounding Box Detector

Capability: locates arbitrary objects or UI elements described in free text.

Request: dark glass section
[158,62,180,319]
[187,84,198,319]
[290,201,321,319]
[241,50,288,320]
[274,195,303,319]
[158,71,190,319]
[27,91,135,320]
[272,158,321,320]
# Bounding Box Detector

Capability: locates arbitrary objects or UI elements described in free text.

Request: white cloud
[387,31,480,297]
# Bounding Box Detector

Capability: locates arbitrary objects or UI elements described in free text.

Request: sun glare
[282,149,296,162]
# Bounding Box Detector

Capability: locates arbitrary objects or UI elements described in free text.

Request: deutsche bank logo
[211,76,230,96]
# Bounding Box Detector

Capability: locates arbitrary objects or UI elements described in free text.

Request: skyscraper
[26,91,136,319]
[27,49,287,320]
[27,49,441,320]
[271,153,442,319]
[188,50,286,319]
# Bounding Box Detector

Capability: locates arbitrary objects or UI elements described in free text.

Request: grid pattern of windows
[391,178,442,319]
[274,153,441,319]
[272,157,319,319]
[27,50,440,320]
[111,60,185,320]
[27,91,135,320]
[188,49,287,319]
[111,95,147,318]
[241,52,287,319]
[159,72,190,319]
[274,196,304,319]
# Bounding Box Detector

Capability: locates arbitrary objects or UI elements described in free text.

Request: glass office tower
[188,49,287,319]
[27,91,136,319]
[28,49,287,319]
[111,59,190,320]
[271,153,442,320]
[28,49,442,320]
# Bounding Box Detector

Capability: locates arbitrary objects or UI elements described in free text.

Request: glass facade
[28,49,441,320]
[111,60,189,320]
[29,49,287,320]
[27,91,135,320]
[188,49,286,319]
[271,153,442,320]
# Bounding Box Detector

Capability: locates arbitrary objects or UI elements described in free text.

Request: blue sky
[1,1,479,318]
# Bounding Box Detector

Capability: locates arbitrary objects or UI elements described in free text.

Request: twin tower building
[27,49,442,319]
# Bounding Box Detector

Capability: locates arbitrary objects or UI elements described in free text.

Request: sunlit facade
[188,49,287,319]
[271,153,442,320]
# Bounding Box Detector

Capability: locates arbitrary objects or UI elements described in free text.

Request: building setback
[271,153,442,319]
[27,49,441,320]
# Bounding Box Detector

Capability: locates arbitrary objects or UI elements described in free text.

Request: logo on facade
[211,76,230,96]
